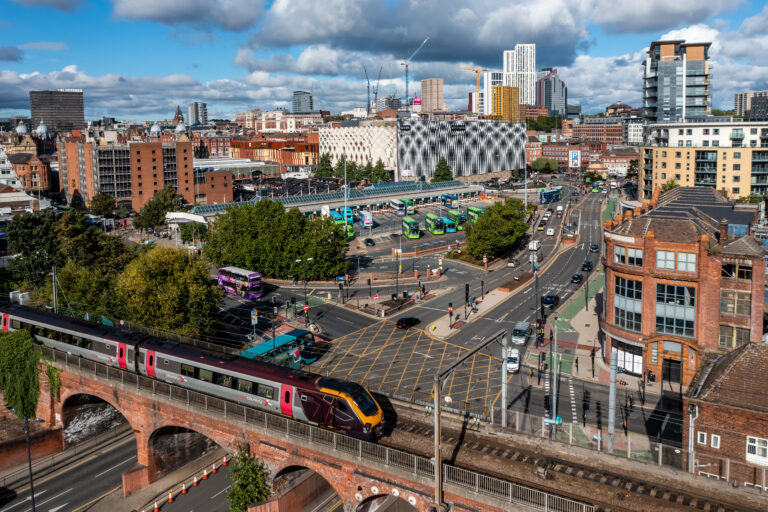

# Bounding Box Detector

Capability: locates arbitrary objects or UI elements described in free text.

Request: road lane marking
[414,352,433,358]
[211,485,231,499]
[94,456,136,478]
[20,489,71,512]
[0,491,48,512]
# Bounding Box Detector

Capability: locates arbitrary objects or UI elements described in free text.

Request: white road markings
[94,456,137,478]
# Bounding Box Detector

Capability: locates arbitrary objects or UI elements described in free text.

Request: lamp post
[295,257,314,308]
[6,406,43,512]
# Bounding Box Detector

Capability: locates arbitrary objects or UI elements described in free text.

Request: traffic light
[448,302,453,313]
[465,284,470,304]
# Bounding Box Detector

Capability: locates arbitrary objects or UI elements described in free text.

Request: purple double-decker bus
[217,266,263,299]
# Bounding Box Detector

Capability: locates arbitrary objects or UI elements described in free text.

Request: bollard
[168,490,173,503]
[182,482,187,494]
[193,475,198,486]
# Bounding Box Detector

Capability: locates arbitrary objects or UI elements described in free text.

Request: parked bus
[345,224,355,239]
[329,210,345,224]
[467,206,484,223]
[425,213,445,235]
[441,216,457,233]
[240,329,317,367]
[441,193,459,209]
[217,267,263,299]
[391,199,406,216]
[401,217,420,239]
[341,206,354,223]
[448,209,467,230]
[359,211,373,228]
[540,186,563,204]
[400,198,415,215]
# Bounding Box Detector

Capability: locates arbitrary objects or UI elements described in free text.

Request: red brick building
[684,343,768,489]
[601,187,765,386]
[525,134,542,164]
[230,134,319,168]
[7,153,52,193]
[525,105,549,120]
[571,119,624,144]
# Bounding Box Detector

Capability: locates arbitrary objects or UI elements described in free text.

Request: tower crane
[400,37,429,113]
[458,66,488,114]
[363,65,371,116]
[372,66,383,113]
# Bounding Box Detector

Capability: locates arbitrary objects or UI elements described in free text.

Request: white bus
[390,199,406,216]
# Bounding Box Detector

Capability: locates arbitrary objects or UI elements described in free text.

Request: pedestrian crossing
[568,375,577,424]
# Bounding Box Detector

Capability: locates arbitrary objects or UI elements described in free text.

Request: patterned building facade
[397,119,525,178]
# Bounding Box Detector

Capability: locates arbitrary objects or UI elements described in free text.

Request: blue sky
[2,0,767,121]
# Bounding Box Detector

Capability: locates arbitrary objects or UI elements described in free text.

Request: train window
[198,369,213,383]
[237,379,252,393]
[180,364,195,377]
[284,391,290,403]
[257,384,275,400]
[337,400,348,412]
[83,339,92,350]
[215,373,233,388]
[72,336,83,346]
[11,319,20,329]
[148,354,154,366]
[300,394,313,403]
[45,329,57,339]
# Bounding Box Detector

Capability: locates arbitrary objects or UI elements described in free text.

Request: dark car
[507,257,519,268]
[396,317,419,329]
[581,260,593,272]
[542,294,560,309]
[590,243,599,253]
[570,273,583,284]
[364,238,375,247]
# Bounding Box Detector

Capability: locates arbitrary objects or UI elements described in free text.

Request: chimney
[720,218,728,243]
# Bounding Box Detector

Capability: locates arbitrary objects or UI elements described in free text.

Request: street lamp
[6,406,44,512]
[295,257,314,308]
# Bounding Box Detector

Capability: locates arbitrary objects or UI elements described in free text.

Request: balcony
[730,131,744,139]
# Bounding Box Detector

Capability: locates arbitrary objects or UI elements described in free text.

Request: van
[556,205,564,217]
[507,348,520,373]
[528,240,541,251]
[511,321,531,345]
[546,228,555,236]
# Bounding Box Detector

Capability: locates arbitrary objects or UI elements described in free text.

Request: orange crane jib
[458,66,488,113]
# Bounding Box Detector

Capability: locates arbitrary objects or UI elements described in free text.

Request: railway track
[387,417,754,512]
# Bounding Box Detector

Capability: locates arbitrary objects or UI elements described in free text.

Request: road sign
[336,275,346,282]
[483,254,487,263]
[544,416,563,425]
[303,304,309,312]
[374,294,379,301]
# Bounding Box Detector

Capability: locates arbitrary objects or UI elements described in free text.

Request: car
[507,257,519,268]
[570,272,583,284]
[364,238,375,247]
[581,260,593,272]
[546,228,555,236]
[396,317,419,329]
[537,224,545,231]
[546,208,553,213]
[542,294,560,309]
[506,348,521,373]
[511,321,531,345]
[590,243,599,253]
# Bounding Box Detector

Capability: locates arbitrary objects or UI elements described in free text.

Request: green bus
[425,213,445,235]
[467,206,484,223]
[400,198,415,215]
[448,209,467,230]
[345,224,355,239]
[401,216,420,239]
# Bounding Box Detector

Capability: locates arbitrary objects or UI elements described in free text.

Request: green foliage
[133,185,184,231]
[531,157,558,173]
[582,171,600,184]
[89,192,116,218]
[116,246,221,336]
[736,194,765,204]
[661,179,679,192]
[464,199,528,260]
[203,200,348,280]
[712,109,734,117]
[526,116,561,132]
[179,222,207,242]
[371,158,390,183]
[226,444,271,512]
[5,210,63,286]
[315,153,333,178]
[432,157,453,182]
[0,330,43,419]
[627,159,639,179]
[46,365,61,402]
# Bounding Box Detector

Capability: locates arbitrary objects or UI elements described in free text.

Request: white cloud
[112,0,266,31]
[18,41,68,51]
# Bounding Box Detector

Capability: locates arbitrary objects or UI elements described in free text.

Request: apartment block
[420,78,444,114]
[640,121,768,200]
[491,86,523,122]
[536,68,567,116]
[30,89,85,133]
[503,44,536,105]
[734,90,768,117]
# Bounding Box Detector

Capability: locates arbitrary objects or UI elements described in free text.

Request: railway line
[384,416,757,512]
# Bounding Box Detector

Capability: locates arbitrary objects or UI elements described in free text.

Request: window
[713,140,719,147]
[733,176,740,182]
[713,129,719,135]
[719,325,750,349]
[678,140,684,147]
[711,434,720,449]
[677,252,697,272]
[747,436,768,464]
[615,246,626,264]
[703,140,709,147]
[181,364,195,377]
[675,162,681,169]
[655,284,695,337]
[686,140,692,147]
[678,129,684,135]
[732,187,740,195]
[703,129,710,135]
[734,164,741,171]
[257,383,275,400]
[656,250,675,270]
[651,342,658,364]
[722,263,752,280]
[751,128,758,135]
[627,248,643,266]
[198,368,213,383]
[216,373,233,388]
[687,129,693,135]
[662,151,667,157]
[614,277,642,332]
[675,174,681,180]
[675,152,681,158]
[697,431,707,445]
[237,379,252,393]
[734,151,741,158]
[720,290,751,316]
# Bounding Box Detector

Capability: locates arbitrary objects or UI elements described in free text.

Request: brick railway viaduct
[36,349,591,512]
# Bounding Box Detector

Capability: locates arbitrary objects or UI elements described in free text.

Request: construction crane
[363,65,371,116]
[458,66,488,114]
[400,37,429,113]
[372,66,382,113]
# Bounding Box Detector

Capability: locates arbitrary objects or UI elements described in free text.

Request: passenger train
[0,304,383,440]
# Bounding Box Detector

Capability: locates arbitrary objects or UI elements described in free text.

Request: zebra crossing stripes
[568,375,577,424]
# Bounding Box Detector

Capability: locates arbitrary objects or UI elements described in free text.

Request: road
[159,466,231,512]
[0,436,136,512]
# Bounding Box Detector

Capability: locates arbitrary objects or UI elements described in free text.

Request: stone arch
[147,425,222,479]
[356,493,419,512]
[270,464,345,510]
[59,392,130,447]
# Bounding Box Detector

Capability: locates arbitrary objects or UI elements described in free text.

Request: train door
[1,314,8,332]
[145,350,156,377]
[117,343,127,370]
[332,398,357,432]
[280,385,293,416]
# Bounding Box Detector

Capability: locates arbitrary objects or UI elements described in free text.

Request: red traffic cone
[203,468,208,480]
[222,455,228,466]
[182,482,187,494]
[168,490,174,503]
[193,475,198,487]
[212,462,217,474]
[154,500,158,511]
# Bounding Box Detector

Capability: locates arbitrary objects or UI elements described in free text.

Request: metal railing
[45,347,594,512]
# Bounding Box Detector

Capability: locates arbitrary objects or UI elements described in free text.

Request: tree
[179,222,207,242]
[432,157,453,182]
[661,179,679,192]
[0,330,43,419]
[371,158,390,183]
[465,199,528,260]
[627,159,639,179]
[736,194,764,204]
[226,444,271,512]
[315,153,333,178]
[531,157,558,173]
[333,154,347,179]
[5,210,63,287]
[133,185,184,231]
[116,246,221,336]
[89,192,116,218]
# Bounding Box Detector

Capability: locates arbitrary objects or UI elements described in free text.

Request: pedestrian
[575,357,579,374]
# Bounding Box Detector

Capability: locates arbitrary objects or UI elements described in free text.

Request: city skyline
[1,0,767,121]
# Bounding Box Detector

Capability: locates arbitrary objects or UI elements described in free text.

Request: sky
[1,0,768,122]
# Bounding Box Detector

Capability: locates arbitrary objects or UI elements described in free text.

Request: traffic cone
[203,468,208,480]
[168,490,173,503]
[212,462,217,474]
[153,500,158,511]
[182,482,187,494]
[193,475,198,487]
[222,455,228,466]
